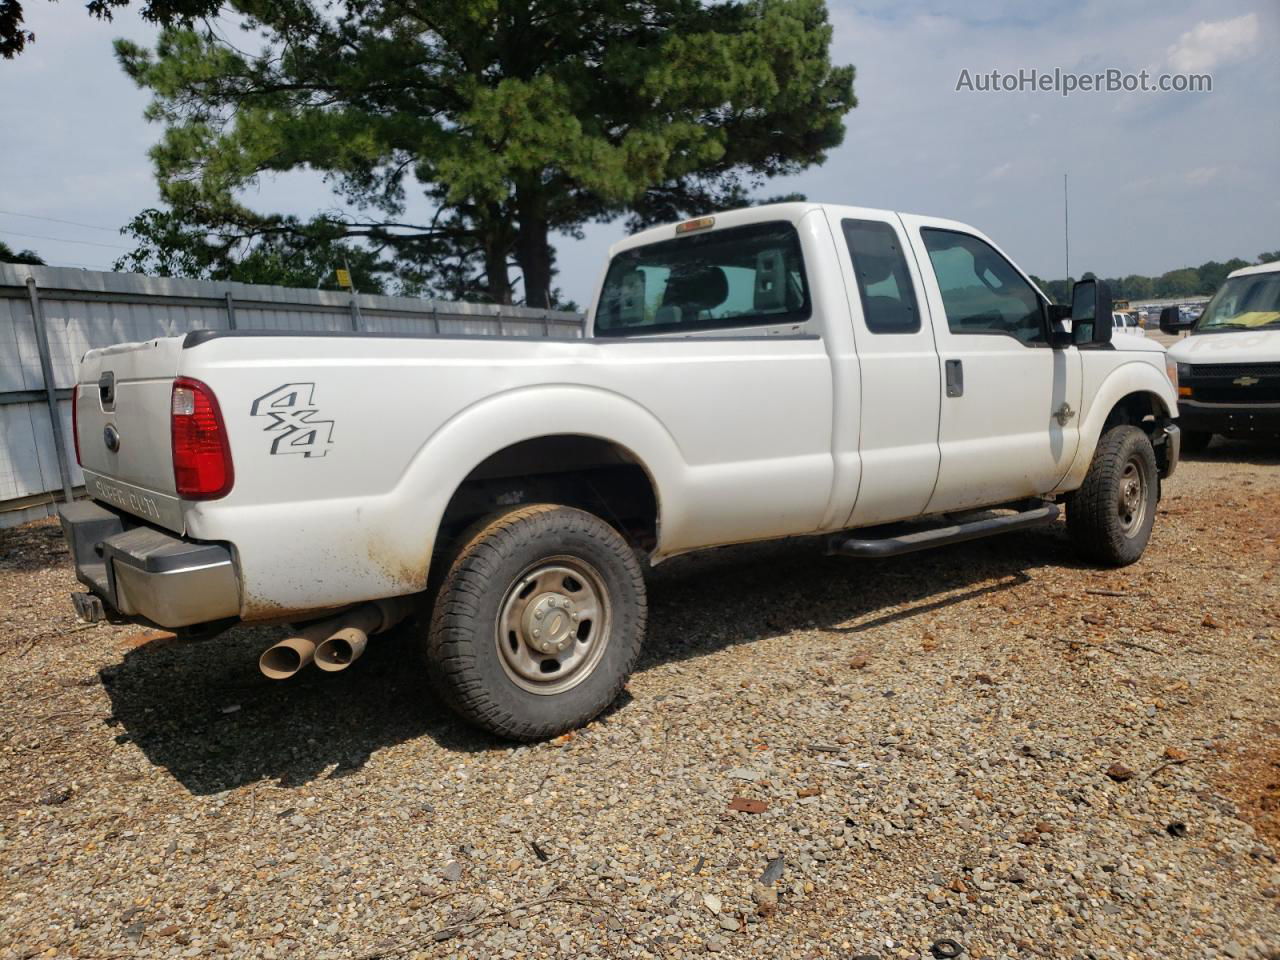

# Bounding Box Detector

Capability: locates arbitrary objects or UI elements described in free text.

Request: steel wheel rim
[495,556,611,696]
[1117,456,1148,537]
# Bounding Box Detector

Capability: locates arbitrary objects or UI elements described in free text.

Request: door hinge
[1054,402,1076,425]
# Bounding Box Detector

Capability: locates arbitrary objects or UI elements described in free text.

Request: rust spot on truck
[234,536,430,623]
[239,593,349,625]
[364,538,432,595]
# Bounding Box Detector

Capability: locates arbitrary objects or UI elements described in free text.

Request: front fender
[1055,359,1178,492]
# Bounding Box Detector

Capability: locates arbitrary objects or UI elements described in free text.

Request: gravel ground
[2,442,1278,960]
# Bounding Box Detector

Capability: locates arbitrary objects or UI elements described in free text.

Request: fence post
[25,276,76,505]
[349,293,363,331]
[225,291,238,330]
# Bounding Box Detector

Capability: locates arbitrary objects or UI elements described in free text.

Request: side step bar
[828,503,1060,559]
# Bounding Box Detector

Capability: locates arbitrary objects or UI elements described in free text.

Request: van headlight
[1165,357,1179,392]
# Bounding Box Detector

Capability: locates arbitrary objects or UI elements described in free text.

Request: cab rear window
[595,221,811,337]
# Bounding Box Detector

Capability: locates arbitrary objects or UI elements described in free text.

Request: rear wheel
[425,504,646,741]
[1066,425,1159,567]
[1179,429,1212,455]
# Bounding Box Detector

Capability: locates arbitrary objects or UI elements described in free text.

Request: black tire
[1179,429,1212,455]
[1066,425,1159,567]
[425,504,646,741]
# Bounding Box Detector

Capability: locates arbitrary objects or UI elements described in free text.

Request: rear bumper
[1178,399,1280,437]
[58,500,240,628]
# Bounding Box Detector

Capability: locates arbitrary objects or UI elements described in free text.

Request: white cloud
[1166,12,1260,72]
[1184,166,1220,185]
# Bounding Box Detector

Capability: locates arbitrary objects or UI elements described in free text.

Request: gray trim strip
[184,329,822,348]
[0,387,72,406]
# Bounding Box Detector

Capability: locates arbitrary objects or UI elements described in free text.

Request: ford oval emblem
[103,423,120,452]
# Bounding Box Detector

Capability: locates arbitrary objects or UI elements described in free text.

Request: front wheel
[1066,425,1159,567]
[424,504,646,741]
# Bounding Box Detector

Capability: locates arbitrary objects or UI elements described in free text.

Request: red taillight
[171,377,234,499]
[71,386,82,466]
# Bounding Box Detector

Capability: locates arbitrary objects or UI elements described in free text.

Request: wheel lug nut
[534,610,543,620]
[532,629,540,638]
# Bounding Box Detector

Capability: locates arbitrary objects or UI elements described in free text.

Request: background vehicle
[60,203,1180,740]
[1112,311,1145,336]
[1162,260,1280,452]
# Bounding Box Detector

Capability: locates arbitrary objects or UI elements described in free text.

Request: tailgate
[75,338,185,533]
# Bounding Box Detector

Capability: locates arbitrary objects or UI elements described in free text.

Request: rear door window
[841,218,921,334]
[595,222,810,337]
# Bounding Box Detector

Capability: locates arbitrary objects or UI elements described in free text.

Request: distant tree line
[1031,250,1280,305]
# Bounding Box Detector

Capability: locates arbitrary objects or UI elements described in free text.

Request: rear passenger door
[825,207,942,527]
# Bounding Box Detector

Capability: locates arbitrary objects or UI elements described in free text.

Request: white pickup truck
[60,203,1180,740]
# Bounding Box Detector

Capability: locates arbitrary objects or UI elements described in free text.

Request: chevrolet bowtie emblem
[1233,376,1260,386]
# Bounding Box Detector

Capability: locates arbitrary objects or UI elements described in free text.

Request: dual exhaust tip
[258,598,409,680]
[257,633,365,679]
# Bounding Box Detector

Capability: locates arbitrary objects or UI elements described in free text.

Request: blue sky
[0,0,1276,305]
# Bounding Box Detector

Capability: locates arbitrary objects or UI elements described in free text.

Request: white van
[1163,260,1280,451]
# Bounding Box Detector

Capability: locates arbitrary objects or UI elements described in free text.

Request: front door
[899,215,1082,513]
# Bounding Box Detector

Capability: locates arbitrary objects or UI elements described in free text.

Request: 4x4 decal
[250,383,335,458]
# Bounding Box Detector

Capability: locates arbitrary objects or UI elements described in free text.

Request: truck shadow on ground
[1187,437,1280,466]
[101,525,1080,795]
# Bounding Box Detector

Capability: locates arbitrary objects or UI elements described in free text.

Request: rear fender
[369,384,687,589]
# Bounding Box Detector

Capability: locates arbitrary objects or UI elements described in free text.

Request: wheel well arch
[1102,390,1172,430]
[436,434,661,555]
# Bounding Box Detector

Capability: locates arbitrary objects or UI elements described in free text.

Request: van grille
[1184,362,1280,379]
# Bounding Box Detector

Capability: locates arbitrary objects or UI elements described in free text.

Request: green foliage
[115,0,855,307]
[2,0,220,58]
[113,208,387,292]
[1036,251,1275,304]
[0,240,45,264]
[1029,275,1074,305]
[1154,267,1201,298]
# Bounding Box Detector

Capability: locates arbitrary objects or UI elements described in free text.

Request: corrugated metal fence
[0,263,585,528]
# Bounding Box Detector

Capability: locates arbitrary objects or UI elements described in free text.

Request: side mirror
[1159,305,1195,335]
[1070,278,1113,344]
[1045,303,1073,348]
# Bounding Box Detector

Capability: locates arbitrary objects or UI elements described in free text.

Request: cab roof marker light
[675,216,715,236]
